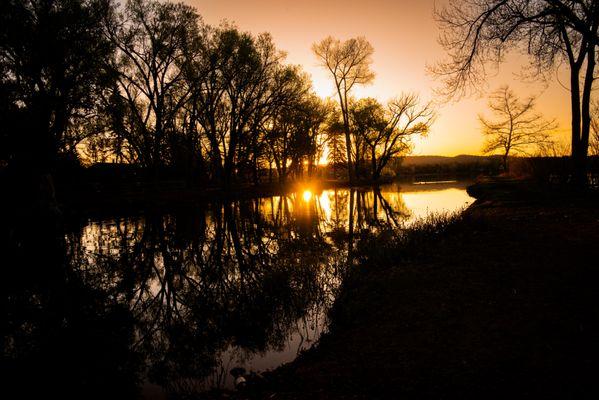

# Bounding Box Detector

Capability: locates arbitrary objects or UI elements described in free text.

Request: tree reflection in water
[2,185,470,397]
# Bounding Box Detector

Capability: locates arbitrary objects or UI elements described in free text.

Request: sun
[311,74,333,98]
[302,190,313,202]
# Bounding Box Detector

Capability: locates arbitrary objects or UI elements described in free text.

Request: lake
[3,181,473,398]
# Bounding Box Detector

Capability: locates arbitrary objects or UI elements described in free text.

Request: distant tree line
[0,0,432,192]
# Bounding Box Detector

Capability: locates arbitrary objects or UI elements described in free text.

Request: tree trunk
[336,85,354,183]
[223,129,238,188]
[252,156,259,186]
[344,122,354,183]
[371,147,377,181]
[576,41,596,187]
[569,59,585,186]
[354,141,360,179]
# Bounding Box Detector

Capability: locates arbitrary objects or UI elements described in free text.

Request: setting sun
[302,190,313,202]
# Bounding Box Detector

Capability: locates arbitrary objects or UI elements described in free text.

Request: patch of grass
[354,209,471,270]
[326,210,479,334]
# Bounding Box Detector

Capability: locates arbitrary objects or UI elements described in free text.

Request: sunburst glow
[302,190,313,202]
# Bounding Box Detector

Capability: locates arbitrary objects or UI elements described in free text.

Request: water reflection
[2,182,472,398]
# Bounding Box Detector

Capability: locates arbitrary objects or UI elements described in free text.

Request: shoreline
[256,179,599,399]
[52,175,474,218]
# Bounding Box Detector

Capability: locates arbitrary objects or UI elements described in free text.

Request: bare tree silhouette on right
[480,86,556,171]
[432,0,599,185]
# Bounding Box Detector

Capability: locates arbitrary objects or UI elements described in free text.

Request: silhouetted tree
[480,86,557,170]
[244,65,321,184]
[105,0,202,170]
[303,96,333,177]
[351,95,433,180]
[350,98,384,178]
[186,26,288,186]
[0,0,114,171]
[313,36,375,183]
[263,74,329,183]
[324,107,347,179]
[433,0,599,184]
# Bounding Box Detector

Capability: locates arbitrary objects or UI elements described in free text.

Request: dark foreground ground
[262,181,599,399]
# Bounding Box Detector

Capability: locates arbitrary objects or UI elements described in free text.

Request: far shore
[44,174,476,217]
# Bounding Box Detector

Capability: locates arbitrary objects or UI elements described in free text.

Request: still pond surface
[4,181,473,398]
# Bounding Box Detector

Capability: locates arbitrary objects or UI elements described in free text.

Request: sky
[185,0,572,156]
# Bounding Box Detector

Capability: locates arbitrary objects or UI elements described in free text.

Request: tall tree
[313,36,375,183]
[350,98,385,178]
[0,0,115,171]
[263,74,327,183]
[302,95,332,177]
[352,95,433,181]
[479,86,556,170]
[187,26,286,186]
[243,64,316,184]
[433,0,599,185]
[324,107,347,179]
[106,0,202,169]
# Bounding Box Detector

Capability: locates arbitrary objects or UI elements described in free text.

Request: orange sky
[185,0,572,156]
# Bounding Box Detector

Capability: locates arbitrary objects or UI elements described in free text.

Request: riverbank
[263,179,599,399]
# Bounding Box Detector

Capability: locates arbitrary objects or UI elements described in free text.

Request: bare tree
[432,0,599,184]
[312,36,375,182]
[480,86,556,170]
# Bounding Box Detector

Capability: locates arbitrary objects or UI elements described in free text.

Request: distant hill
[402,155,497,166]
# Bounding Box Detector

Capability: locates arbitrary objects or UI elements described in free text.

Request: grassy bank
[263,180,599,399]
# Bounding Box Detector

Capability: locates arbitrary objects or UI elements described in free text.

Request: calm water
[3,181,472,398]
